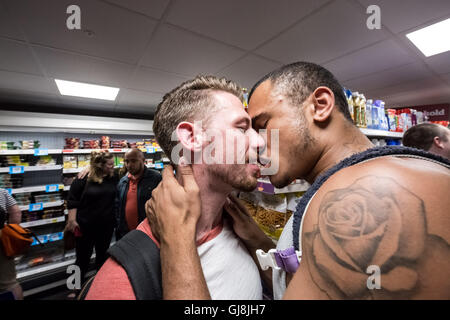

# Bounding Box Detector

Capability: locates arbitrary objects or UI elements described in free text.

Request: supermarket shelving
[359,128,403,138]
[0,149,62,155]
[18,200,64,212]
[9,184,65,195]
[20,216,65,228]
[0,165,62,173]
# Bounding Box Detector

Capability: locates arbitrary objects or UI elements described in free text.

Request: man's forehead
[247,80,275,117]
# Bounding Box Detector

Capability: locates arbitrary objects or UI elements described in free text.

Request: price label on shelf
[29,202,44,212]
[9,166,24,174]
[34,148,48,156]
[45,184,59,193]
[146,147,155,154]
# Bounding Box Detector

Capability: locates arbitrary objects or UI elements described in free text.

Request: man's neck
[190,166,231,243]
[305,123,374,184]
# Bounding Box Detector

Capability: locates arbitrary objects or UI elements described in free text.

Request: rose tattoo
[303,176,437,299]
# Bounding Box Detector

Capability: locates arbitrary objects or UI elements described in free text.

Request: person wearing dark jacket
[115,148,161,240]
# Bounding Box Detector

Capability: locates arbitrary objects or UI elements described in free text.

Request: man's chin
[269,174,291,189]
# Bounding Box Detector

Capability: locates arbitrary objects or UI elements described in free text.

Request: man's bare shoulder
[284,156,450,300]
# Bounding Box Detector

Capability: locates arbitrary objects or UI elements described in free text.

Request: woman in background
[66,151,118,287]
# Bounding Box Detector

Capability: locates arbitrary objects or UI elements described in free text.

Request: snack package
[63,155,77,169]
[77,155,90,168]
[239,192,291,241]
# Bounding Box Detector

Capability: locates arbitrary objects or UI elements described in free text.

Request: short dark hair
[248,61,352,122]
[402,123,448,151]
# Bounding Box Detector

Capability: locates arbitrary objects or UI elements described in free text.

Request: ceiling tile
[324,39,417,82]
[103,0,170,19]
[33,46,134,88]
[216,54,281,89]
[117,88,162,108]
[0,38,42,75]
[141,24,245,77]
[256,0,389,64]
[357,0,450,34]
[0,70,57,95]
[382,86,450,107]
[342,62,433,93]
[5,0,157,64]
[424,51,450,75]
[166,0,330,50]
[130,67,189,93]
[0,1,25,40]
[369,76,446,99]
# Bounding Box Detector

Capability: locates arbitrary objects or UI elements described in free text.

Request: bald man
[115,148,162,240]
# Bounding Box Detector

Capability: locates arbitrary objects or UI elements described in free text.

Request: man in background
[115,148,161,240]
[403,123,450,160]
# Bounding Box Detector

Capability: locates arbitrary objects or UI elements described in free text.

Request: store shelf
[0,165,62,173]
[63,148,130,154]
[9,184,64,194]
[31,231,64,246]
[21,216,65,228]
[18,200,64,212]
[17,256,76,279]
[256,179,310,194]
[0,149,62,155]
[62,167,84,174]
[360,128,403,138]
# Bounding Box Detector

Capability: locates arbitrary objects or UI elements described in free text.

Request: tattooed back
[284,156,450,300]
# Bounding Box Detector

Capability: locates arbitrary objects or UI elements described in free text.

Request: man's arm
[284,166,450,299]
[146,162,210,299]
[7,204,22,224]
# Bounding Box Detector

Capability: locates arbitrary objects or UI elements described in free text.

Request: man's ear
[176,122,203,152]
[433,136,445,149]
[311,86,335,122]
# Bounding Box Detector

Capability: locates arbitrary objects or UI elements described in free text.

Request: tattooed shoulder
[303,175,450,299]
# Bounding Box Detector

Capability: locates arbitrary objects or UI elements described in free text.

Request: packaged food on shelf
[77,155,90,168]
[111,140,129,148]
[101,136,110,149]
[36,155,56,166]
[82,139,100,149]
[0,141,18,150]
[352,92,361,127]
[14,193,31,206]
[387,109,397,132]
[366,99,373,129]
[239,191,292,240]
[64,137,80,149]
[345,89,355,123]
[20,140,39,150]
[63,155,77,169]
[360,94,367,128]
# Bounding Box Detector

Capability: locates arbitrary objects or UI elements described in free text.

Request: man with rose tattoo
[146,62,450,300]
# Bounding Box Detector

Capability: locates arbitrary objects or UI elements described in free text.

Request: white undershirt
[198,220,263,300]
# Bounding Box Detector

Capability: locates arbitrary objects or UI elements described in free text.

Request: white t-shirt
[198,220,263,300]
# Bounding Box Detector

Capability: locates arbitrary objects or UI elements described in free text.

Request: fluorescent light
[55,79,120,101]
[406,18,450,57]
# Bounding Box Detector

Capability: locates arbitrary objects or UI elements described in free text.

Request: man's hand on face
[145,160,201,245]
